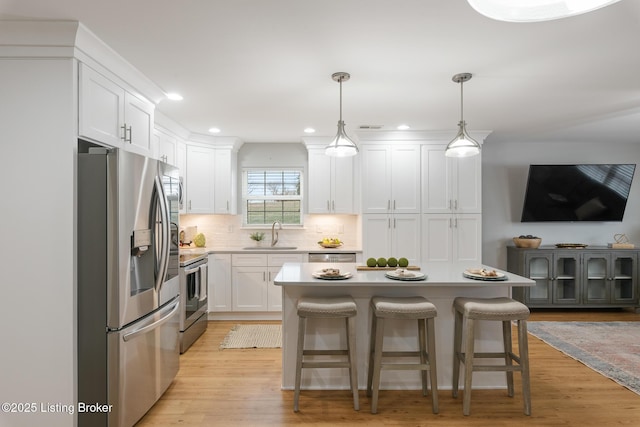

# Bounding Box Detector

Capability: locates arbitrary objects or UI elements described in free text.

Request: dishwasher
[308,252,357,263]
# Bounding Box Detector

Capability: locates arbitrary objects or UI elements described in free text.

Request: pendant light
[445,73,481,158]
[325,72,358,157]
[466,0,621,23]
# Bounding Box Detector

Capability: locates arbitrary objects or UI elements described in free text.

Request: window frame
[241,168,304,227]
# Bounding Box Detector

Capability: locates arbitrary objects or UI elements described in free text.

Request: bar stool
[293,296,359,412]
[452,296,531,416]
[367,296,439,414]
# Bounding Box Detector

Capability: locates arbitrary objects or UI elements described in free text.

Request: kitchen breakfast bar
[274,262,534,391]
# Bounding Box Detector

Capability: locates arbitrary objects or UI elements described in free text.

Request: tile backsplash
[179,214,361,249]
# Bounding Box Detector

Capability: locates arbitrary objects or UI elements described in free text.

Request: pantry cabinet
[79,64,154,156]
[507,246,639,308]
[362,214,421,265]
[231,253,304,311]
[307,148,355,214]
[361,144,420,214]
[422,213,481,264]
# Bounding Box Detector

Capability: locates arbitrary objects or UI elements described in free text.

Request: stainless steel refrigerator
[77,144,181,427]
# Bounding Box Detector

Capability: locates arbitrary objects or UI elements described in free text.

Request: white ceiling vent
[358,125,384,130]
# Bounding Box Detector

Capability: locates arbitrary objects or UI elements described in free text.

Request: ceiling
[2,0,640,145]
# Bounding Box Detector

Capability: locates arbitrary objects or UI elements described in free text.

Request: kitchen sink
[242,246,297,250]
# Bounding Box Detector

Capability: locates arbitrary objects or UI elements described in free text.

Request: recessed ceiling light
[208,127,221,134]
[304,127,316,134]
[166,92,183,101]
[397,124,411,130]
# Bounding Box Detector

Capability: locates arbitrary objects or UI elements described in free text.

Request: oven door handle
[198,263,208,302]
[184,265,200,275]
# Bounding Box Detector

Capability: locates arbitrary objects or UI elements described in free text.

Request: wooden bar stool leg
[369,316,385,414]
[293,316,307,412]
[347,316,360,411]
[519,319,532,416]
[462,317,475,416]
[427,316,439,414]
[367,314,378,397]
[418,318,428,396]
[502,320,515,397]
[452,309,463,398]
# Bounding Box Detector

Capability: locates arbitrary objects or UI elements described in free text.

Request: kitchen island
[274,262,534,391]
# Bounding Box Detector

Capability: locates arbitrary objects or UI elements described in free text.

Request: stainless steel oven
[179,254,208,353]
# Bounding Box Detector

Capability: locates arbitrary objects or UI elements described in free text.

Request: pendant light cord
[339,77,343,121]
[460,79,464,123]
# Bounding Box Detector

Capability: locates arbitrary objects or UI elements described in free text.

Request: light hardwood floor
[137,309,640,426]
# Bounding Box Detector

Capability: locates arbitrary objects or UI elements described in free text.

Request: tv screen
[521,164,635,222]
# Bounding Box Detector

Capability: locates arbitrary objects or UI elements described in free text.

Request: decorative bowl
[513,237,542,249]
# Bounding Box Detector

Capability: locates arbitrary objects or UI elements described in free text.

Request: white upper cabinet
[185,144,215,214]
[184,141,239,215]
[79,64,154,156]
[307,148,354,214]
[213,148,237,214]
[421,145,481,214]
[361,144,420,214]
[154,128,177,166]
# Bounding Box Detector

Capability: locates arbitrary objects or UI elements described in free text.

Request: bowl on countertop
[513,237,542,249]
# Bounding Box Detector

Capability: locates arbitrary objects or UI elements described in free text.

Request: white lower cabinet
[208,253,232,312]
[362,214,421,266]
[231,253,303,312]
[422,214,481,263]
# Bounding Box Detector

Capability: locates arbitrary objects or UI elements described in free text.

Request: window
[242,169,303,225]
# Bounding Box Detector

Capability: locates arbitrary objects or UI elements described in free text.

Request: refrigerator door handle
[123,299,180,342]
[154,175,170,293]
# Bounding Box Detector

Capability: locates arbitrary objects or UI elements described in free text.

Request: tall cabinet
[421,144,482,263]
[507,246,639,308]
[361,143,421,262]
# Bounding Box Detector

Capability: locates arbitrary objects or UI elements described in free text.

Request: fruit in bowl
[318,237,343,248]
[513,235,542,248]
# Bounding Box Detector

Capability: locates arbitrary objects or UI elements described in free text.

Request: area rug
[527,321,640,395]
[219,324,282,349]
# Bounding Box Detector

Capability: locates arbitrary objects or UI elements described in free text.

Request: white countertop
[274,262,535,287]
[179,246,362,255]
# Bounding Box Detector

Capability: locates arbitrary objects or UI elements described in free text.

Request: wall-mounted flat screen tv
[521,164,635,222]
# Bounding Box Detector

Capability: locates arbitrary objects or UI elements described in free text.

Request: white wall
[482,139,640,269]
[0,59,77,427]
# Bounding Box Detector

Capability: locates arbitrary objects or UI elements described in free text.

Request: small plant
[250,231,265,241]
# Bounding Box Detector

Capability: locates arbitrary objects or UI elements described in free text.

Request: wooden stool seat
[452,297,531,416]
[367,296,439,414]
[294,296,359,412]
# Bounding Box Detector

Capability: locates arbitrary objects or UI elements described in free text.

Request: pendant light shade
[467,0,621,23]
[325,72,358,157]
[445,73,481,158]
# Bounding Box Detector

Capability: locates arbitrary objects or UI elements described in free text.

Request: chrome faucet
[271,221,282,247]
